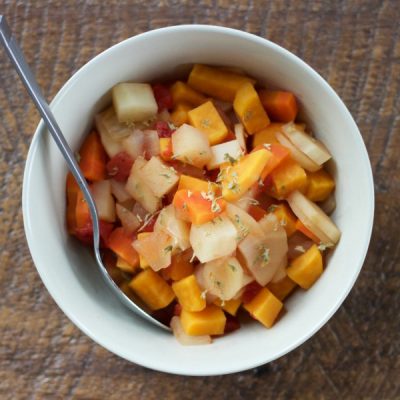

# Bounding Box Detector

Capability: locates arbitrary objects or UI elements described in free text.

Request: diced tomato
[224,314,241,334]
[242,281,263,304]
[74,220,114,247]
[262,174,274,191]
[152,83,173,111]
[106,152,134,182]
[248,205,267,221]
[154,120,174,138]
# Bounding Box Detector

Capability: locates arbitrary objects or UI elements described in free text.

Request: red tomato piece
[106,152,134,182]
[242,281,263,304]
[152,83,173,112]
[154,120,174,138]
[74,220,114,247]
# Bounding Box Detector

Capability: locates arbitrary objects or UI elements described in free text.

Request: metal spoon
[0,15,170,332]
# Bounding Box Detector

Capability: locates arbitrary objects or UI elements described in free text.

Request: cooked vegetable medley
[66,64,341,345]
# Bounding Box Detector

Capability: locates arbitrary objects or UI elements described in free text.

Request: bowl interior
[23,25,374,376]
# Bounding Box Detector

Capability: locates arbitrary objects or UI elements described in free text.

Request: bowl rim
[22,24,375,375]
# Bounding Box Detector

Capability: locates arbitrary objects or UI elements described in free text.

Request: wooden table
[1,1,399,398]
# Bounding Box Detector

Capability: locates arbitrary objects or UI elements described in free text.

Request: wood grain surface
[0,1,399,399]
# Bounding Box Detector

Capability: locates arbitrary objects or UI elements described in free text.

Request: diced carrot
[254,144,291,180]
[78,131,107,182]
[172,189,226,225]
[295,219,321,243]
[258,90,298,122]
[108,227,140,267]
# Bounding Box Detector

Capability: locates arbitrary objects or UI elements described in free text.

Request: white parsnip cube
[112,83,158,123]
[140,156,179,197]
[206,139,243,170]
[172,124,212,168]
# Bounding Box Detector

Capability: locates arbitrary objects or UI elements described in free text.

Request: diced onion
[319,193,336,215]
[282,123,332,165]
[116,203,141,234]
[123,130,145,159]
[287,190,341,245]
[275,131,321,172]
[91,180,116,222]
[110,179,132,203]
[170,316,212,345]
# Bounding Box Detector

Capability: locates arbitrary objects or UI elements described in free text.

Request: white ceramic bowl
[23,25,374,376]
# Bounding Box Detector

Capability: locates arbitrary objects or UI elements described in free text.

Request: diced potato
[267,276,297,301]
[140,156,179,197]
[233,82,270,134]
[221,149,272,201]
[170,316,211,345]
[214,297,242,316]
[125,158,161,213]
[171,124,212,168]
[95,109,125,158]
[112,83,158,123]
[267,158,308,199]
[286,244,323,289]
[306,170,335,202]
[206,140,243,170]
[91,180,116,222]
[132,231,173,271]
[189,215,238,263]
[171,81,207,107]
[129,269,175,310]
[154,204,191,251]
[172,274,206,312]
[203,257,244,301]
[188,64,256,102]
[180,305,226,336]
[188,101,229,145]
[162,249,194,281]
[244,288,283,328]
[170,103,192,127]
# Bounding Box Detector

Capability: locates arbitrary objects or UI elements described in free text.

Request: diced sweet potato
[214,297,242,316]
[188,101,229,145]
[129,269,175,310]
[243,288,283,328]
[180,305,226,336]
[271,203,297,237]
[267,276,297,301]
[177,175,209,193]
[172,274,206,312]
[306,170,335,202]
[171,81,207,107]
[163,249,194,281]
[116,256,139,274]
[286,244,323,289]
[252,123,283,147]
[170,103,192,127]
[233,83,270,134]
[188,64,256,102]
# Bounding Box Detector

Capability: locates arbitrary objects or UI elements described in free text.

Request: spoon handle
[0,15,101,251]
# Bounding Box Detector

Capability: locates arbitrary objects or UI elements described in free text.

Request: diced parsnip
[172,124,212,168]
[243,288,283,328]
[252,123,283,147]
[234,123,247,152]
[189,215,237,263]
[170,316,211,345]
[267,276,297,301]
[140,156,179,197]
[154,204,191,251]
[305,170,335,202]
[267,158,308,199]
[282,123,331,165]
[172,274,206,312]
[287,190,341,245]
[110,179,132,203]
[122,129,145,160]
[206,140,243,170]
[112,83,158,123]
[94,106,132,141]
[225,202,264,241]
[95,111,125,158]
[221,149,272,201]
[202,257,244,301]
[188,101,229,145]
[275,131,321,172]
[180,305,226,336]
[287,244,323,289]
[91,180,116,222]
[170,81,207,107]
[116,203,141,234]
[233,82,270,134]
[162,249,194,281]
[188,64,256,102]
[129,269,175,310]
[132,231,173,271]
[125,158,161,213]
